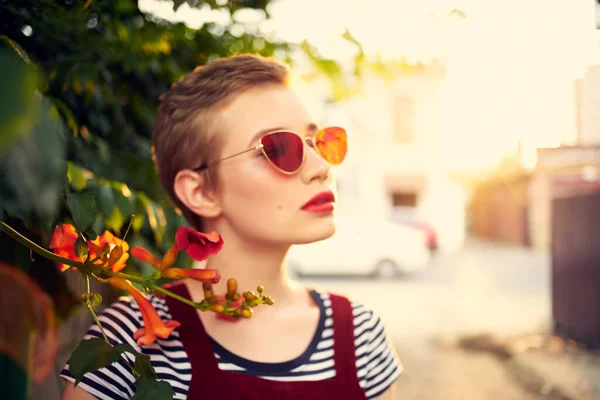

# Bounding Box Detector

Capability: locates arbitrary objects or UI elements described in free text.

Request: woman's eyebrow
[306,123,318,133]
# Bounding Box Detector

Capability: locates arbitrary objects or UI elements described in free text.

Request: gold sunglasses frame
[193,127,346,175]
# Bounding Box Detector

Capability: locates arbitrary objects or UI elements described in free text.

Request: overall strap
[329,293,359,382]
[163,283,220,371]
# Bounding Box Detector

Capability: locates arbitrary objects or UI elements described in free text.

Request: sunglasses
[194,126,347,175]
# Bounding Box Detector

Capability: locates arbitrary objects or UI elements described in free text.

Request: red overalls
[165,283,367,399]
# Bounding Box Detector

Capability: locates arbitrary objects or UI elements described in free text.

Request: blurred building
[314,63,467,253]
[470,54,600,249]
[468,3,600,249]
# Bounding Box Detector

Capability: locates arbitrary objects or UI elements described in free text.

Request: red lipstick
[301,191,335,213]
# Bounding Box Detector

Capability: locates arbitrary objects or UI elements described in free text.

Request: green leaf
[134,353,156,379]
[0,95,67,224]
[132,213,145,233]
[132,376,175,400]
[96,184,115,217]
[49,96,79,136]
[74,236,89,259]
[112,185,136,220]
[67,162,89,191]
[0,44,40,155]
[105,206,125,233]
[66,191,97,232]
[69,339,135,385]
[84,228,98,240]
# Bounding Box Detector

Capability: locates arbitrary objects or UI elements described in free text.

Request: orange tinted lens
[315,127,347,165]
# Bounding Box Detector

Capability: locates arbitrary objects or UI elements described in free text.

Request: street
[300,238,553,400]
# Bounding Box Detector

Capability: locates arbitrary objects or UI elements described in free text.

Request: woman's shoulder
[312,289,381,325]
[311,289,391,344]
[312,289,403,398]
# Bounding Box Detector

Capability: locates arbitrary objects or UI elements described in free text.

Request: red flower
[175,227,223,262]
[161,267,221,284]
[49,224,79,272]
[108,278,180,346]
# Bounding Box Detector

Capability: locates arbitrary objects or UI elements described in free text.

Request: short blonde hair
[152,55,290,229]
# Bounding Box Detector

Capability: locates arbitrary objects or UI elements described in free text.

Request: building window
[392,191,418,207]
[393,96,415,143]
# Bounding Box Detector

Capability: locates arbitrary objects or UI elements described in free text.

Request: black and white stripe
[61,291,402,399]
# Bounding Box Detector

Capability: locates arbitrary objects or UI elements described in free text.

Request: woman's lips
[301,191,335,213]
[302,202,335,213]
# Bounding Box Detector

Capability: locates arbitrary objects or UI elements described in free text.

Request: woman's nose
[301,139,331,183]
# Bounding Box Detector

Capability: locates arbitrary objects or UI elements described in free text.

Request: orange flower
[89,231,130,272]
[50,224,130,272]
[131,246,161,269]
[49,224,79,271]
[161,267,221,284]
[160,242,180,270]
[175,227,223,262]
[131,241,180,270]
[108,278,180,346]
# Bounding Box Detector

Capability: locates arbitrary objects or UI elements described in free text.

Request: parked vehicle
[287,215,431,278]
[406,221,438,252]
[390,207,439,252]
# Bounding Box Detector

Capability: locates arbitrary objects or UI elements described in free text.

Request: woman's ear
[173,170,222,219]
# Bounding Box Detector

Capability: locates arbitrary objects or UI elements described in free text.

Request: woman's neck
[186,228,305,308]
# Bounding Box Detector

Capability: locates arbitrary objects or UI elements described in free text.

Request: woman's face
[213,84,338,247]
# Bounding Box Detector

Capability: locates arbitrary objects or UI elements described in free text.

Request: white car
[287,215,431,278]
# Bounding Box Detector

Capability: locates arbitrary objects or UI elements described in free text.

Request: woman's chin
[293,221,336,245]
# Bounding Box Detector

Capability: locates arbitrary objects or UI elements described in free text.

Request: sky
[139,0,600,171]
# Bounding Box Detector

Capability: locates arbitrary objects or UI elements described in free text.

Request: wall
[470,176,530,246]
[321,67,467,252]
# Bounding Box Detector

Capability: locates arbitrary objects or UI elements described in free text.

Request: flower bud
[209,303,224,313]
[256,285,264,294]
[202,282,214,300]
[241,306,253,318]
[234,308,242,317]
[226,278,237,297]
[264,296,274,306]
[243,291,256,302]
[161,268,220,284]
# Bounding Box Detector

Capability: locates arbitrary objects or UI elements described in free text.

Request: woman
[61,55,402,399]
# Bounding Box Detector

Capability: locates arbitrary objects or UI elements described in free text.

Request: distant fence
[552,191,600,347]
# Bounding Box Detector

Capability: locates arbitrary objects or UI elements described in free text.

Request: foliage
[1,214,273,397]
[0,0,290,319]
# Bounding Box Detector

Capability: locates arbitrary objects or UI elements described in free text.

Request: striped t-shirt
[61,290,402,399]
